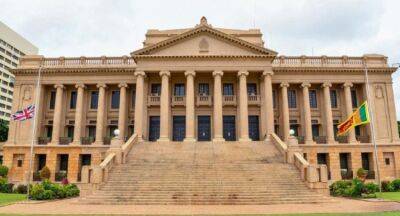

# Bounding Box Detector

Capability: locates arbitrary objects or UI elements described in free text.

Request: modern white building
[0,21,38,121]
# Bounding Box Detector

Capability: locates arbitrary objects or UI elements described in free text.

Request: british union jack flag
[11,105,35,121]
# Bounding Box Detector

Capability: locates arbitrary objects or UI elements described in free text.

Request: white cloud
[1,0,400,119]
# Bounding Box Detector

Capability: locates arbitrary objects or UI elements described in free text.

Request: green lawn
[376,192,400,201]
[0,193,26,206]
[0,213,399,216]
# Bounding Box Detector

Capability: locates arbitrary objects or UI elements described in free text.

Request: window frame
[287,89,297,109]
[309,89,318,109]
[69,91,77,109]
[111,90,120,109]
[90,91,99,110]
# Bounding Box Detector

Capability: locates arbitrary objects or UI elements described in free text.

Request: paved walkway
[0,197,399,215]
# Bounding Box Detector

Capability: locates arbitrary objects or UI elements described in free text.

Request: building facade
[3,18,400,184]
[0,21,38,122]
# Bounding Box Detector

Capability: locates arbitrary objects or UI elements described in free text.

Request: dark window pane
[312,124,319,137]
[46,126,53,138]
[70,91,77,109]
[351,90,358,108]
[223,83,234,95]
[67,126,74,138]
[49,91,56,109]
[330,90,338,108]
[151,84,161,95]
[131,89,136,107]
[111,91,120,109]
[198,83,209,95]
[247,83,257,95]
[309,90,317,108]
[288,90,297,108]
[174,84,185,96]
[273,90,276,108]
[88,126,96,138]
[90,91,99,109]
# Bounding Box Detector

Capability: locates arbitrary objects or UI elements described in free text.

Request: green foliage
[382,181,395,192]
[39,166,51,180]
[14,184,28,194]
[0,178,13,193]
[29,180,79,200]
[330,180,352,196]
[0,120,8,142]
[356,168,367,179]
[0,165,9,177]
[390,179,400,191]
[330,179,378,197]
[364,182,380,194]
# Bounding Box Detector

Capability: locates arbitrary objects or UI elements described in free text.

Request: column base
[70,141,81,146]
[49,142,59,146]
[212,137,225,142]
[239,138,252,142]
[157,137,170,143]
[183,137,196,143]
[94,141,104,146]
[305,140,316,145]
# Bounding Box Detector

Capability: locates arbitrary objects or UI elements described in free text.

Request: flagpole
[26,65,42,200]
[364,63,382,192]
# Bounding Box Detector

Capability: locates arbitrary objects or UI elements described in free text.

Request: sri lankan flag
[337,101,370,136]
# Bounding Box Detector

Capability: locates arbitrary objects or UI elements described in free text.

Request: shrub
[348,178,364,197]
[61,178,69,185]
[391,179,400,191]
[39,166,51,180]
[356,168,367,179]
[29,180,79,200]
[382,181,394,192]
[0,178,13,193]
[0,165,9,177]
[15,184,28,194]
[330,180,352,196]
[363,182,379,194]
[64,184,79,197]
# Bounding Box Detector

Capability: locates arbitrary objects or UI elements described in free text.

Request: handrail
[121,134,138,163]
[270,133,287,154]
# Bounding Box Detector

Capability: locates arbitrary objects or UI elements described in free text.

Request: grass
[0,213,399,216]
[0,193,26,206]
[376,192,400,201]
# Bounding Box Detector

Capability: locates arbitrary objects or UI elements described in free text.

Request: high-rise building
[0,21,38,121]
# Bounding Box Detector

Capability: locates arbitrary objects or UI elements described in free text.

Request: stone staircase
[79,141,331,205]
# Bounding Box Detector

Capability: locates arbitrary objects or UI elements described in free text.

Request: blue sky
[1,0,400,119]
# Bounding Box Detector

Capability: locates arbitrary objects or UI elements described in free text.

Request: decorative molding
[212,71,224,77]
[280,82,289,88]
[301,82,311,88]
[96,83,107,89]
[118,83,129,88]
[262,71,274,76]
[159,71,171,77]
[134,71,146,78]
[343,82,353,88]
[54,84,64,89]
[75,83,86,89]
[184,71,196,77]
[322,82,332,88]
[237,71,249,77]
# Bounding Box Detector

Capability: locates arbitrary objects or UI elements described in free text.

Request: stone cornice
[132,55,275,60]
[13,67,136,75]
[272,67,397,73]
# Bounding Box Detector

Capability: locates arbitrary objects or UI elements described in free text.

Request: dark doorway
[248,115,260,141]
[197,116,211,141]
[36,154,46,172]
[173,116,185,141]
[149,116,160,141]
[223,116,236,141]
[78,154,91,182]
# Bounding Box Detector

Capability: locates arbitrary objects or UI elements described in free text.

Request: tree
[0,120,9,142]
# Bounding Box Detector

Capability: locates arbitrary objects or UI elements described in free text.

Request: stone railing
[270,133,328,192]
[248,94,260,106]
[272,54,388,68]
[147,95,160,106]
[196,95,212,106]
[223,95,236,106]
[81,133,139,187]
[171,96,186,106]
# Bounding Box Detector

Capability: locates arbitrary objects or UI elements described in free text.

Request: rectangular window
[273,90,277,108]
[131,88,136,107]
[223,83,234,95]
[247,83,257,95]
[351,90,358,108]
[330,90,338,108]
[151,84,161,95]
[49,91,56,109]
[111,90,120,109]
[288,90,297,108]
[70,91,77,109]
[174,84,185,96]
[90,91,99,109]
[198,83,209,95]
[309,90,317,108]
[67,126,74,138]
[88,126,96,138]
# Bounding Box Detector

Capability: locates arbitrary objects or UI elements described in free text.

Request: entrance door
[248,115,260,141]
[173,116,185,141]
[197,116,211,141]
[149,116,160,141]
[223,116,236,141]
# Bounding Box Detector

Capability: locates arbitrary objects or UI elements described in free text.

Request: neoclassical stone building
[3,17,400,185]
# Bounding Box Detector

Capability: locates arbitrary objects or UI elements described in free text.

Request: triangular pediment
[131,24,277,58]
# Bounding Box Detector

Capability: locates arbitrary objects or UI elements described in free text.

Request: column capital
[343,82,353,88]
[54,84,64,89]
[75,83,86,89]
[280,82,289,88]
[237,71,249,77]
[118,82,128,88]
[322,82,332,88]
[212,71,224,77]
[96,83,107,89]
[134,71,146,78]
[301,82,311,88]
[159,70,171,77]
[184,71,196,77]
[262,71,274,76]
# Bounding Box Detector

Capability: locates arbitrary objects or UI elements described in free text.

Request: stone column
[158,71,170,142]
[280,82,290,142]
[212,71,225,142]
[322,82,335,144]
[301,82,314,144]
[50,84,64,145]
[72,84,85,145]
[385,82,400,143]
[238,71,251,142]
[263,70,274,140]
[95,83,107,145]
[118,83,128,141]
[134,71,145,141]
[343,82,357,143]
[184,71,196,142]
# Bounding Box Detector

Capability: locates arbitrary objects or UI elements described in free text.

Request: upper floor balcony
[196,95,212,107]
[223,95,236,106]
[248,94,261,106]
[171,96,186,107]
[148,95,160,106]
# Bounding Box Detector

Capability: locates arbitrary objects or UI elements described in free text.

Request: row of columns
[49,82,129,145]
